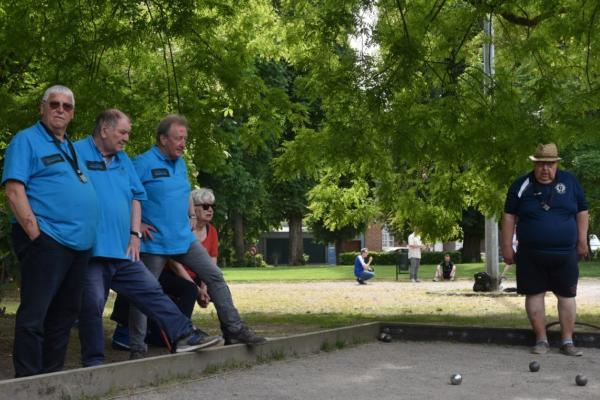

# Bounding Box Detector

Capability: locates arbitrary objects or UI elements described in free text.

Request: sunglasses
[195,203,215,210]
[47,101,74,112]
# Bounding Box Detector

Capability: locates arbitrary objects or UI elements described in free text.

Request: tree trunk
[462,231,482,262]
[231,212,245,266]
[288,215,304,265]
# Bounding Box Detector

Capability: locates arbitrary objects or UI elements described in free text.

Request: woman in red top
[162,188,218,309]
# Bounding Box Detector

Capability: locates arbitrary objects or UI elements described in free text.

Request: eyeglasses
[47,101,74,112]
[195,203,215,210]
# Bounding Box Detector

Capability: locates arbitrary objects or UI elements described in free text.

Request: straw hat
[528,143,562,162]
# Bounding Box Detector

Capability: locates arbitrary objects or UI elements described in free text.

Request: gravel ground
[224,278,600,317]
[117,341,600,400]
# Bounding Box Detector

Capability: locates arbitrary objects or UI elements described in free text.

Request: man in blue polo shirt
[75,109,220,366]
[126,114,265,359]
[2,85,98,377]
[502,143,589,356]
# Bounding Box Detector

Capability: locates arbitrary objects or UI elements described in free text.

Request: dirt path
[1,278,599,380]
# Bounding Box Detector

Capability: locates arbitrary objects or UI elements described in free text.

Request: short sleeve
[206,225,219,258]
[125,156,147,201]
[2,133,33,185]
[504,179,523,215]
[573,176,588,212]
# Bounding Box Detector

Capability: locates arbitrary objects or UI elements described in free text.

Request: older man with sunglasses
[124,115,265,360]
[2,85,98,377]
[502,143,589,357]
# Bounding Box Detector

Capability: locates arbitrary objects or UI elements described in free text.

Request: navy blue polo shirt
[134,145,195,254]
[1,122,99,250]
[75,136,147,259]
[504,170,588,253]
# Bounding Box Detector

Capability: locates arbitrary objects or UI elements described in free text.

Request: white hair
[191,188,215,205]
[42,85,75,105]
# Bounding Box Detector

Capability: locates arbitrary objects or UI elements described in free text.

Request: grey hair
[93,109,129,137]
[42,85,75,105]
[360,248,369,254]
[156,114,188,143]
[191,188,215,205]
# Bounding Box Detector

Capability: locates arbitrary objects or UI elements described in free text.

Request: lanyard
[40,122,88,183]
[532,181,555,211]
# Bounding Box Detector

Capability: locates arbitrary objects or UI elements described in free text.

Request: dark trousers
[79,258,195,366]
[11,224,90,377]
[110,270,198,347]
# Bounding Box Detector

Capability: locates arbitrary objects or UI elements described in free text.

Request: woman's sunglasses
[195,203,215,211]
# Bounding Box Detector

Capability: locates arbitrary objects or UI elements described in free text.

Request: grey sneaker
[224,325,266,346]
[560,343,583,357]
[129,350,146,360]
[175,330,221,353]
[531,340,549,355]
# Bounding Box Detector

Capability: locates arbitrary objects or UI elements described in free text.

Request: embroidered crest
[555,183,566,194]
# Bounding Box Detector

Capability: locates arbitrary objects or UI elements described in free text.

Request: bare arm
[126,200,142,261]
[501,213,517,265]
[168,260,195,283]
[576,210,589,258]
[5,180,40,240]
[188,193,197,231]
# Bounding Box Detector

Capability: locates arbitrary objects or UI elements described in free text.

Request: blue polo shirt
[134,145,195,254]
[74,136,147,259]
[1,122,98,250]
[504,170,588,253]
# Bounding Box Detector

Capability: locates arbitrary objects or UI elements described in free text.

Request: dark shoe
[129,350,146,360]
[175,330,221,353]
[224,325,266,346]
[531,340,549,355]
[357,279,366,285]
[560,343,583,356]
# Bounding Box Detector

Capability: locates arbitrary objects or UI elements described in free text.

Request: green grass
[222,261,600,282]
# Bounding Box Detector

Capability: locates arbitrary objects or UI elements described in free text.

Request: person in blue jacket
[75,109,220,366]
[354,248,374,284]
[2,85,98,377]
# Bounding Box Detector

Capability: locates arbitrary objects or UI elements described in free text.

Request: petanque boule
[450,374,462,385]
[528,361,540,372]
[575,375,588,386]
[378,332,392,343]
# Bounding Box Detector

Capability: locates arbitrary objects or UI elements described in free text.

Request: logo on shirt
[86,161,107,171]
[41,153,65,166]
[151,168,170,178]
[555,183,566,194]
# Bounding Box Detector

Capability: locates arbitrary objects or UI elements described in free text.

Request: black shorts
[516,248,579,298]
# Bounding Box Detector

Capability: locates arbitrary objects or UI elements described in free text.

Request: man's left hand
[126,236,141,262]
[577,239,589,259]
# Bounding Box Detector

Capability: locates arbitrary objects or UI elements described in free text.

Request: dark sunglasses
[47,101,74,112]
[195,203,215,210]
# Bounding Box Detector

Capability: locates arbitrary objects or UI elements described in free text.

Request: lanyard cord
[40,122,87,183]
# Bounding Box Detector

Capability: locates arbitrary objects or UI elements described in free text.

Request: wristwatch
[130,230,143,239]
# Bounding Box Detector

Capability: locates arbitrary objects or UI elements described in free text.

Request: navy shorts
[516,248,579,298]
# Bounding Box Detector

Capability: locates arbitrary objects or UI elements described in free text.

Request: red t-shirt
[184,224,219,280]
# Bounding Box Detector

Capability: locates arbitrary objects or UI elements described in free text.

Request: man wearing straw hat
[502,143,589,356]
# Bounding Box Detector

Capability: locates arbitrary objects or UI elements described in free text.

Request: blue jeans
[129,241,243,353]
[11,224,91,377]
[78,257,194,366]
[357,271,375,281]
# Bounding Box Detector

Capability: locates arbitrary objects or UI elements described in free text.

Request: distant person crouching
[433,254,456,281]
[354,248,374,285]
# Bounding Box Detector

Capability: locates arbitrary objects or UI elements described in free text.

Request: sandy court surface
[122,341,600,400]
[222,278,600,318]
